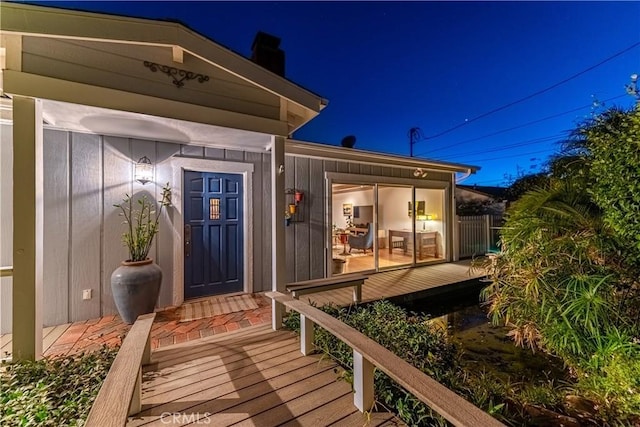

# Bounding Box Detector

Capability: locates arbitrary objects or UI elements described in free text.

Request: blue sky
[26,1,640,185]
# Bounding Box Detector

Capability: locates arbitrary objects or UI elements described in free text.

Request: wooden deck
[0,323,71,360]
[128,324,402,426]
[303,260,484,307]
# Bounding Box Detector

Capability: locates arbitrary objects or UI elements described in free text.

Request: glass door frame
[326,172,452,276]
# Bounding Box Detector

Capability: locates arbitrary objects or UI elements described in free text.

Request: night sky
[24,1,640,185]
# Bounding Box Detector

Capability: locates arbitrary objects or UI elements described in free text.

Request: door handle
[184,224,191,257]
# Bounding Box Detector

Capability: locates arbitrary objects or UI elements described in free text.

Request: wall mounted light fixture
[135,156,154,185]
[413,168,428,178]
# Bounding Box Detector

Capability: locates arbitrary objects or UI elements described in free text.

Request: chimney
[251,31,285,77]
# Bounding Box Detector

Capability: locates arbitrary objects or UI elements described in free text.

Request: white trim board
[171,157,254,306]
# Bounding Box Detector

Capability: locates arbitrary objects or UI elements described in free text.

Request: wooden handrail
[85,313,156,427]
[287,273,367,303]
[0,266,13,278]
[267,291,504,427]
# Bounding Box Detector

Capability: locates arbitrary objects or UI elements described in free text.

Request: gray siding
[0,124,14,333]
[38,132,276,323]
[43,130,70,326]
[284,157,454,283]
[1,123,455,329]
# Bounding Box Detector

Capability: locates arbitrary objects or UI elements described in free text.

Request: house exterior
[0,3,477,358]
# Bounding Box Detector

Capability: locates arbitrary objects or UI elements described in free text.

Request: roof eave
[286,139,480,174]
[0,2,326,115]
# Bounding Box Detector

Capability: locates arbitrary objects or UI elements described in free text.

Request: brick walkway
[44,293,271,358]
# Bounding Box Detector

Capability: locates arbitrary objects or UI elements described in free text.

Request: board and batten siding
[1,127,276,330]
[0,124,14,333]
[284,155,454,284]
[0,123,456,330]
[1,126,181,330]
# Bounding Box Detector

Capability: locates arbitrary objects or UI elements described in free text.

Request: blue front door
[184,171,243,298]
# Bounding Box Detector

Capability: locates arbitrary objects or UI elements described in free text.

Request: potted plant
[110,183,171,324]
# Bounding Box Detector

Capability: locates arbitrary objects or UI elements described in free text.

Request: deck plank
[143,341,303,398]
[275,390,359,427]
[231,381,352,427]
[128,325,401,427]
[0,323,72,357]
[305,260,483,307]
[42,323,71,352]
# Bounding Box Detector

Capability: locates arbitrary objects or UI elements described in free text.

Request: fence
[457,215,502,258]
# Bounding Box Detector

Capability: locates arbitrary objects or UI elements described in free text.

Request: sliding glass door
[330,181,448,275]
[377,185,414,269]
[414,188,446,264]
[331,184,375,274]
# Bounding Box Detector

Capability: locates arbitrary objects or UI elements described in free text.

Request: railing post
[353,350,374,412]
[271,136,286,330]
[484,214,491,253]
[142,329,152,365]
[300,314,315,356]
[353,284,361,303]
[128,368,142,416]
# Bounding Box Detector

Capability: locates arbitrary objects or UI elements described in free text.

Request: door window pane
[415,188,446,263]
[331,183,375,274]
[378,185,414,268]
[210,198,220,220]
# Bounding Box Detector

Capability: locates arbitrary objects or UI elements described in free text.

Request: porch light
[413,168,428,178]
[135,156,154,185]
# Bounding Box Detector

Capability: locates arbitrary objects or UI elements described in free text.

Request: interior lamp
[416,214,433,230]
[135,156,154,185]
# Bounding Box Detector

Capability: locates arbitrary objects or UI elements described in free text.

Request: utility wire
[449,147,559,164]
[431,132,568,161]
[461,178,508,185]
[420,41,640,142]
[419,93,628,156]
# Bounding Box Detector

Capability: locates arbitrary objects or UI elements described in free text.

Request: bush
[480,177,640,424]
[1,346,118,426]
[582,107,640,270]
[285,301,502,426]
[284,299,633,426]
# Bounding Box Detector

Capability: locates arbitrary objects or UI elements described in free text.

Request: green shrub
[480,136,640,424]
[284,300,628,426]
[286,301,488,426]
[1,346,118,426]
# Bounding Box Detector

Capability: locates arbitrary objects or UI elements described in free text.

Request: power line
[461,178,508,185]
[419,93,627,156]
[431,132,568,161]
[420,41,640,142]
[448,147,559,164]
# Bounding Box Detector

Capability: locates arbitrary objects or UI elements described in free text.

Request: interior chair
[348,223,374,254]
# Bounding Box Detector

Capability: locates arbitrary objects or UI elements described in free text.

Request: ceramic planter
[110,258,162,324]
